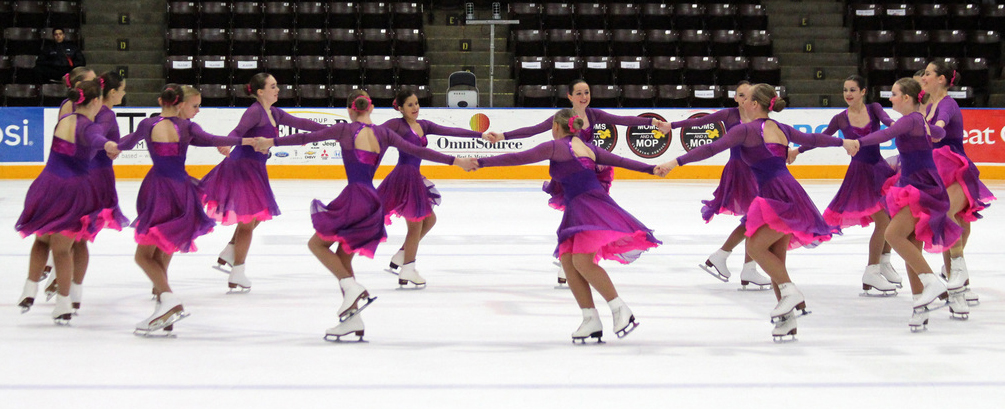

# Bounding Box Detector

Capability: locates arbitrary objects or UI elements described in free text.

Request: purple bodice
[849,124,884,164]
[46,138,91,177]
[928,97,966,156]
[228,122,277,161]
[747,143,789,185]
[346,149,379,186]
[227,103,327,162]
[380,117,482,168]
[92,106,119,169]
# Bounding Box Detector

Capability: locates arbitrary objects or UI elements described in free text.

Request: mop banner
[1,107,1003,170]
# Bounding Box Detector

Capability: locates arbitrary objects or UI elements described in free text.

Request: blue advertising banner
[0,108,45,163]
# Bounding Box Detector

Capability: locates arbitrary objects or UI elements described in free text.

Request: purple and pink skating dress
[118,116,244,253]
[678,119,845,250]
[926,97,996,222]
[90,105,130,232]
[503,108,652,210]
[478,137,661,264]
[200,103,326,225]
[376,118,482,224]
[858,111,963,253]
[671,108,757,222]
[271,122,457,259]
[804,103,897,228]
[16,114,113,242]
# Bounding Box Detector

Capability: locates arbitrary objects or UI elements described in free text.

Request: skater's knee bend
[570,253,597,271]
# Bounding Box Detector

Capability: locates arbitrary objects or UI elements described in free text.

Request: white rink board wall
[13,107,1005,168]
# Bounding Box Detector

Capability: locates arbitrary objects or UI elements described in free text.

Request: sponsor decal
[469,113,490,132]
[0,108,45,162]
[627,113,669,158]
[679,112,725,152]
[274,151,289,158]
[590,122,617,152]
[960,109,1005,164]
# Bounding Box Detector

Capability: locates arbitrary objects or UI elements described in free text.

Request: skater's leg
[746,226,790,285]
[885,207,935,277]
[232,220,259,266]
[135,245,172,295]
[27,238,50,282]
[308,234,355,279]
[721,222,747,252]
[71,240,88,285]
[403,219,423,264]
[571,253,618,302]
[48,234,75,297]
[562,253,594,309]
[868,210,891,266]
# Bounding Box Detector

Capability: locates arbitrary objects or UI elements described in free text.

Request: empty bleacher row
[164,2,430,107]
[516,84,788,109]
[508,3,766,31]
[848,2,1005,106]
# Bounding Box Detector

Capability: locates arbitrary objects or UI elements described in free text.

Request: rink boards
[2,106,1004,179]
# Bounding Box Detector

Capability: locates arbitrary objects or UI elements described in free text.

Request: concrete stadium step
[771,26,851,39]
[83,50,163,65]
[788,94,848,108]
[84,11,164,25]
[782,66,859,81]
[783,79,849,94]
[774,38,849,53]
[84,37,164,52]
[768,14,844,29]
[123,92,161,107]
[776,53,858,66]
[88,64,162,79]
[762,0,844,14]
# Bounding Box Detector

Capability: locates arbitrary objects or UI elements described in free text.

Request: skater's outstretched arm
[871,103,894,127]
[421,120,485,139]
[273,107,328,132]
[117,116,158,150]
[269,122,356,146]
[669,107,740,130]
[189,121,250,147]
[502,116,555,140]
[378,127,456,165]
[477,141,556,168]
[797,112,844,154]
[592,146,656,174]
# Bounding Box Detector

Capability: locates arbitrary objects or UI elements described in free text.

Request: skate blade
[383,268,400,276]
[212,265,232,274]
[53,313,72,326]
[950,312,970,321]
[553,284,570,290]
[859,289,898,297]
[226,286,251,294]
[40,265,52,281]
[134,327,179,338]
[738,281,771,291]
[339,296,377,322]
[772,334,797,343]
[572,331,604,344]
[918,299,951,312]
[323,334,367,343]
[699,263,729,282]
[396,282,426,290]
[909,325,928,333]
[615,319,639,339]
[143,310,191,333]
[18,298,33,314]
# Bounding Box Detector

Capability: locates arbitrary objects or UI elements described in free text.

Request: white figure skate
[337,277,376,321]
[571,308,603,344]
[397,262,427,289]
[134,292,189,337]
[227,264,252,293]
[772,311,797,343]
[43,273,58,301]
[738,261,771,291]
[324,312,365,342]
[948,291,970,320]
[18,279,39,314]
[915,273,949,311]
[699,249,731,282]
[861,264,897,296]
[608,298,638,339]
[879,253,903,288]
[52,294,73,325]
[385,249,405,274]
[69,282,83,313]
[909,297,930,333]
[770,283,810,321]
[213,243,235,273]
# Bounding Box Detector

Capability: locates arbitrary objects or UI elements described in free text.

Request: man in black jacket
[36,28,86,83]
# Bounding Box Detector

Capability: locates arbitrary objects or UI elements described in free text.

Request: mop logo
[1,108,45,162]
[679,112,725,152]
[590,122,617,152]
[627,113,669,159]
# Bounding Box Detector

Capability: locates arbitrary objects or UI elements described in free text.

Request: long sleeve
[670,108,737,129]
[381,129,455,165]
[227,104,264,138]
[783,123,844,148]
[676,124,752,166]
[871,103,894,127]
[77,122,111,148]
[858,115,916,146]
[421,120,483,138]
[593,147,655,174]
[478,141,555,168]
[799,112,843,153]
[189,122,244,147]
[503,115,554,140]
[272,123,353,146]
[274,107,327,132]
[930,123,946,141]
[117,117,156,150]
[590,108,652,127]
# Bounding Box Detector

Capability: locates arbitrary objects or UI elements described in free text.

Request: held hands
[454,157,479,172]
[217,146,232,157]
[656,120,674,135]
[786,148,800,164]
[481,131,505,143]
[251,136,274,154]
[103,141,120,160]
[653,159,679,177]
[843,139,860,157]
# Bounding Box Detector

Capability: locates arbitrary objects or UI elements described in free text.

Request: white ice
[2,178,1004,408]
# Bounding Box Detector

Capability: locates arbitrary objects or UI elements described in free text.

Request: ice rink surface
[2,178,1003,408]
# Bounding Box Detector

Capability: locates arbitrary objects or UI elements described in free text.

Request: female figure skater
[200,73,328,292]
[35,66,97,301]
[659,81,770,289]
[788,75,901,294]
[254,91,477,341]
[378,87,496,287]
[477,109,666,343]
[846,77,964,329]
[920,60,995,306]
[657,84,851,341]
[117,85,256,335]
[500,79,666,285]
[15,80,120,323]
